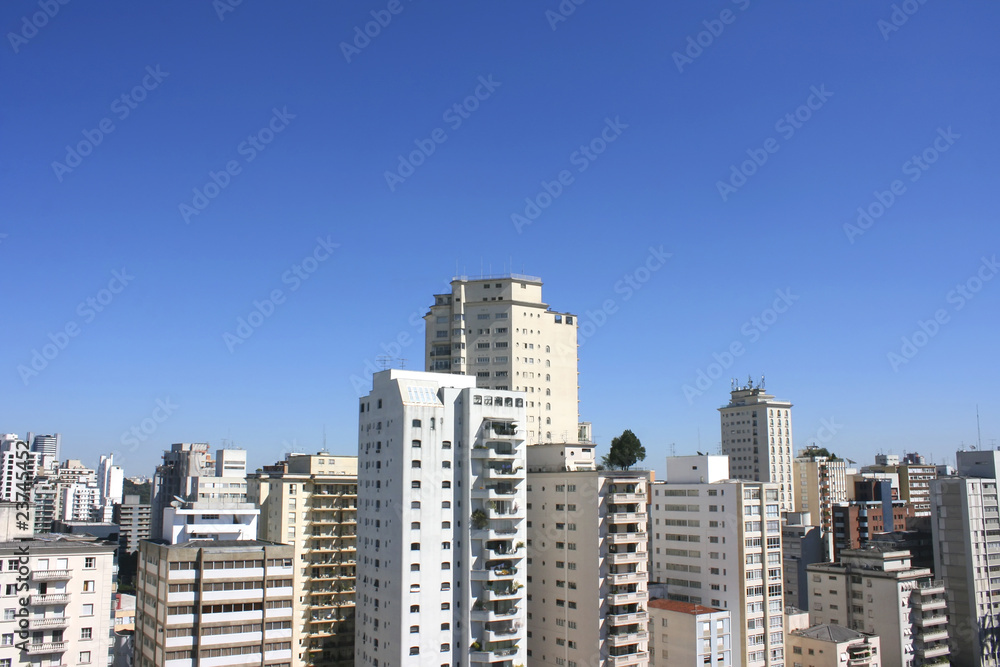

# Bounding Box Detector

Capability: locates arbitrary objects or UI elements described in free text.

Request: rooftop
[793,624,868,643]
[648,598,724,615]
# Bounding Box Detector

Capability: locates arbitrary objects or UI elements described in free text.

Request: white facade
[161,502,259,543]
[355,370,528,667]
[0,437,42,503]
[0,531,116,667]
[98,453,124,505]
[719,383,795,513]
[527,445,650,667]
[650,457,785,667]
[423,274,580,445]
[930,460,1000,667]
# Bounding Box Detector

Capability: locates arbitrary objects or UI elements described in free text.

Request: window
[83,581,95,592]
[412,419,421,427]
[410,605,419,613]
[410,625,419,634]
[79,652,91,664]
[84,557,95,569]
[81,604,94,617]
[411,543,420,551]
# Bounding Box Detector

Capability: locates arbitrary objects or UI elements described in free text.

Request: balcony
[607,551,646,564]
[609,492,645,504]
[480,587,521,602]
[31,569,71,582]
[921,629,949,643]
[609,591,647,606]
[23,641,67,655]
[607,611,648,626]
[915,613,948,627]
[609,572,645,586]
[482,422,519,439]
[472,445,518,460]
[28,617,69,629]
[608,652,649,666]
[918,644,951,659]
[471,566,518,582]
[607,532,646,545]
[607,631,648,647]
[472,486,519,501]
[609,512,648,524]
[484,547,524,562]
[31,594,70,606]
[913,597,947,611]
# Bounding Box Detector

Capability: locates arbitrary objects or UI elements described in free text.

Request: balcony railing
[31,594,70,606]
[24,641,67,655]
[31,569,71,581]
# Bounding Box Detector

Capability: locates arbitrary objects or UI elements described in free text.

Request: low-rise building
[647,598,731,667]
[786,623,880,667]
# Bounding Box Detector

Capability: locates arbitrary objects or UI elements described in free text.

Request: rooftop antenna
[376,355,392,370]
[760,374,765,390]
[398,358,407,369]
[977,405,983,450]
[669,443,676,458]
[322,425,327,450]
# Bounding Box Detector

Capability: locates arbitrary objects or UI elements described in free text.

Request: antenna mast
[977,405,983,450]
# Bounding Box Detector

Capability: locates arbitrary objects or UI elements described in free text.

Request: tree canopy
[601,429,646,470]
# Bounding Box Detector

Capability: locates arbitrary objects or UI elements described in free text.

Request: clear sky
[2,1,997,479]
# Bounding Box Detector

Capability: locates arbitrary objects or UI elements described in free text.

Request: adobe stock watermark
[7,0,71,54]
[843,127,959,244]
[179,107,295,224]
[213,0,245,21]
[672,0,752,73]
[17,269,134,386]
[51,65,169,182]
[510,116,628,233]
[887,255,997,372]
[340,0,415,63]
[119,398,179,452]
[878,0,930,41]
[384,75,501,192]
[544,0,588,31]
[717,85,832,201]
[222,236,339,352]
[682,288,799,403]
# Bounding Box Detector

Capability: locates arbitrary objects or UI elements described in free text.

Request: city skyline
[3,2,997,478]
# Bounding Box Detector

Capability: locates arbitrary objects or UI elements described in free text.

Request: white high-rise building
[98,453,124,505]
[929,450,1000,667]
[719,380,795,512]
[650,455,785,667]
[28,432,61,460]
[355,370,528,667]
[0,435,42,502]
[423,274,581,445]
[526,444,651,667]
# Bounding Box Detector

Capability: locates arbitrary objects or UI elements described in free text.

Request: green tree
[601,429,646,470]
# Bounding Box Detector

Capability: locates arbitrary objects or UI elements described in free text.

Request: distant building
[423,274,581,444]
[794,451,848,557]
[113,494,152,553]
[719,381,796,513]
[782,512,824,610]
[135,539,295,667]
[648,598,732,667]
[28,432,61,460]
[831,500,915,560]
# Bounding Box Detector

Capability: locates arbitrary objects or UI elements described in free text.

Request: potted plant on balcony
[472,509,489,530]
[470,641,481,652]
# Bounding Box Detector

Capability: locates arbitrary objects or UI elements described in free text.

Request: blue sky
[2,1,997,478]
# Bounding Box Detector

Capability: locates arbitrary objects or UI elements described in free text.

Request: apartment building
[794,451,848,556]
[150,443,215,539]
[785,623,881,667]
[782,513,824,611]
[0,436,42,503]
[806,545,949,667]
[526,444,650,667]
[650,455,785,667]
[423,274,580,445]
[249,452,358,667]
[134,539,295,667]
[929,450,1000,667]
[647,599,732,667]
[0,512,116,667]
[355,370,528,667]
[831,501,916,560]
[719,381,795,513]
[867,462,937,517]
[114,494,152,553]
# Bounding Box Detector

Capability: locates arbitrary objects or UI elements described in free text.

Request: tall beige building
[651,455,786,667]
[793,451,848,558]
[248,452,358,667]
[720,381,795,513]
[424,274,580,444]
[526,444,651,667]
